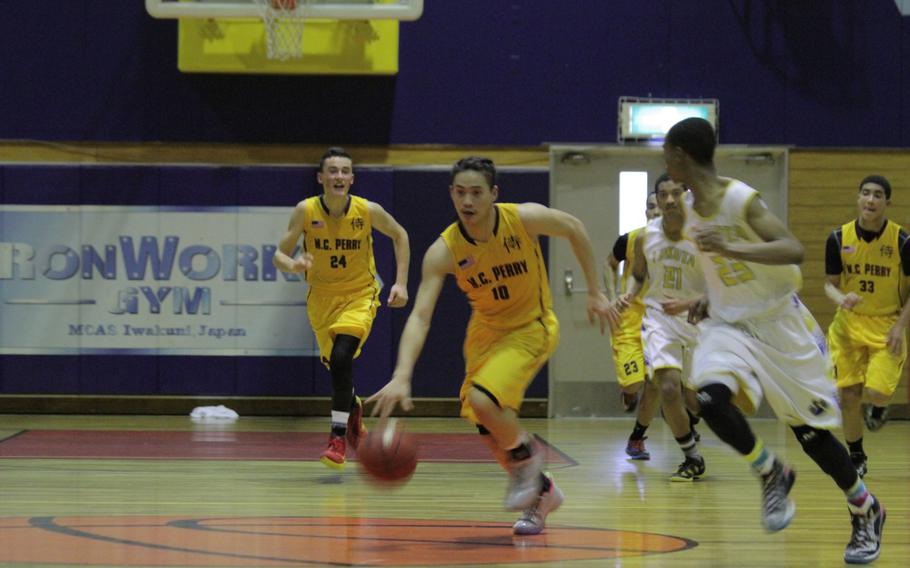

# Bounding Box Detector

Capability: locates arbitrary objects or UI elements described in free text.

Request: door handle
[563,269,590,295]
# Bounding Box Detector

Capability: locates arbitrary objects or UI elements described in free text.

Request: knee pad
[791,424,831,453]
[329,334,359,368]
[696,384,733,420]
[329,334,359,393]
[791,424,856,490]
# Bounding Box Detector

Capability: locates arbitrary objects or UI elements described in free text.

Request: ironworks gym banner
[0,205,321,356]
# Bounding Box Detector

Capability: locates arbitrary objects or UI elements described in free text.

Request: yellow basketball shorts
[827,309,906,396]
[610,307,647,388]
[610,330,647,389]
[307,284,380,367]
[459,311,559,425]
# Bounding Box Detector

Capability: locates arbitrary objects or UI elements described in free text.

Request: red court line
[0,430,572,465]
[0,516,695,566]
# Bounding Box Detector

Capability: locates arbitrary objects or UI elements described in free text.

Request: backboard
[145,0,424,21]
[145,0,424,73]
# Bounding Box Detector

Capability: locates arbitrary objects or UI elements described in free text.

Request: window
[619,171,648,235]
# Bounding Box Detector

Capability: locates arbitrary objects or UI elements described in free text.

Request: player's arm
[368,201,411,308]
[625,233,648,301]
[367,238,452,417]
[603,254,620,302]
[518,202,620,332]
[273,201,313,273]
[886,233,910,354]
[692,195,804,265]
[822,229,862,309]
[887,296,910,355]
[604,232,628,303]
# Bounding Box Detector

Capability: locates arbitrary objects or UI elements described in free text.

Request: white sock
[331,410,350,427]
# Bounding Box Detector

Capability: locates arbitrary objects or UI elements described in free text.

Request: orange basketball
[356,419,418,486]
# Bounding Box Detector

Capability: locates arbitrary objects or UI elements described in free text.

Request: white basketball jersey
[642,217,704,312]
[684,179,802,322]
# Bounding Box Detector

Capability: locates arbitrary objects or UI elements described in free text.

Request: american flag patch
[458,256,476,269]
[842,245,855,253]
[311,220,325,228]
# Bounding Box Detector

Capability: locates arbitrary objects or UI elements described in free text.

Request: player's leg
[682,345,702,441]
[626,377,659,460]
[839,383,868,476]
[467,385,544,509]
[698,382,795,531]
[474,422,564,536]
[656,367,704,481]
[615,336,657,459]
[828,311,871,476]
[477,424,510,471]
[328,334,361,428]
[461,314,558,513]
[624,317,658,459]
[612,333,647,412]
[693,319,796,531]
[318,289,378,469]
[307,294,349,469]
[641,315,701,474]
[315,333,361,469]
[791,425,885,563]
[862,337,905,433]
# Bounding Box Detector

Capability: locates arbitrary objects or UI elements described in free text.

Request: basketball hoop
[253,0,309,60]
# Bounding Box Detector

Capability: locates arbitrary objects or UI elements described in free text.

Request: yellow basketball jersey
[302,195,377,293]
[837,220,905,316]
[616,227,646,338]
[441,203,552,329]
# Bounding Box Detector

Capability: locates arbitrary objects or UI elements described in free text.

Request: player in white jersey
[665,118,884,564]
[624,176,706,481]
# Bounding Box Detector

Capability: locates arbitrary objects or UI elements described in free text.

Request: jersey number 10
[492,285,510,300]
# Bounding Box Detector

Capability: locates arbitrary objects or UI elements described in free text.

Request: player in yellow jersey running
[369,156,618,535]
[273,147,411,471]
[824,175,910,478]
[604,190,661,459]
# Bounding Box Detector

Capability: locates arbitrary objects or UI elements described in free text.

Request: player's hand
[841,292,863,310]
[289,252,314,273]
[885,324,906,356]
[387,283,409,308]
[588,291,619,334]
[661,298,691,316]
[366,377,414,418]
[692,226,728,255]
[616,293,634,311]
[687,296,710,324]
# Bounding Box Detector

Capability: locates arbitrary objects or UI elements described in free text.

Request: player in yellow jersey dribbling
[274,147,411,470]
[369,156,619,535]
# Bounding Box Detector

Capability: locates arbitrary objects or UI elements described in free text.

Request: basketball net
[253,0,310,61]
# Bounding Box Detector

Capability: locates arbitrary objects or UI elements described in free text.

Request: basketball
[356,419,418,486]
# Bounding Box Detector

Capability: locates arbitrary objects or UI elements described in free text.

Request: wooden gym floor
[0,414,906,567]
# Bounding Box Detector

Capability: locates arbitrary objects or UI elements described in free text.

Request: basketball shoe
[760,459,796,532]
[625,437,650,460]
[504,442,545,511]
[670,455,705,482]
[320,434,346,471]
[513,473,564,535]
[844,495,885,564]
